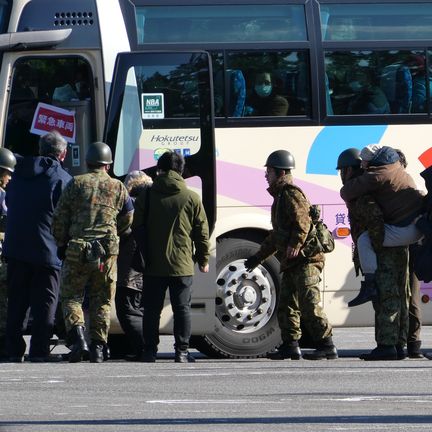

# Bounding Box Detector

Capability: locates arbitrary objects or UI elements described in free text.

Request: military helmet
[85,141,113,165]
[0,148,17,173]
[265,150,295,170]
[336,148,361,169]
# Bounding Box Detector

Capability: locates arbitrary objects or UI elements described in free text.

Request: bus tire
[196,237,282,358]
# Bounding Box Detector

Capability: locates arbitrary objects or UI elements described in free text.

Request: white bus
[1,0,431,358]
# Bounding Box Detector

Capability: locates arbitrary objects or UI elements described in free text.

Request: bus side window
[325,50,425,116]
[226,50,311,118]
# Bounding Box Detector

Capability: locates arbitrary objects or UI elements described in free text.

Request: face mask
[349,81,363,92]
[255,84,272,98]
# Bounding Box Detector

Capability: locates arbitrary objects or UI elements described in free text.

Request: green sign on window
[142,93,164,119]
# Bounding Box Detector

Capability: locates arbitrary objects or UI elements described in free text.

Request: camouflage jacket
[255,174,324,272]
[347,194,385,274]
[52,168,133,255]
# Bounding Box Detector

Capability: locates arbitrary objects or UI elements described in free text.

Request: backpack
[283,184,335,256]
[309,205,335,254]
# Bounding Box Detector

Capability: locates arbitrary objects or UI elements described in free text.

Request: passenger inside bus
[380,63,412,113]
[244,71,289,116]
[407,54,431,113]
[347,69,390,115]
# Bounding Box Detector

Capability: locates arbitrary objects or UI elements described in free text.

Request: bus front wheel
[194,237,282,358]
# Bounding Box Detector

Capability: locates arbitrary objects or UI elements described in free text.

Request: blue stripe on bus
[306,125,388,175]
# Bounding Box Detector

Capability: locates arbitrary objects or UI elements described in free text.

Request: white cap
[360,144,382,162]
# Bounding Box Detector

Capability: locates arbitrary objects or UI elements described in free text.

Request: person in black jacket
[3,130,72,362]
[115,171,152,361]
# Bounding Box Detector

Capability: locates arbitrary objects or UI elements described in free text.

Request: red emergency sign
[30,102,76,143]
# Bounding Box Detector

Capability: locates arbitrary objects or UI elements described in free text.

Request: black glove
[57,245,67,261]
[244,255,260,272]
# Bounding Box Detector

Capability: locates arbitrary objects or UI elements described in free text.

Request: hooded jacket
[132,170,209,276]
[3,155,72,268]
[340,147,424,225]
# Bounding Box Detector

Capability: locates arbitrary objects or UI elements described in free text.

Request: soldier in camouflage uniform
[245,150,337,361]
[0,148,17,360]
[396,150,423,358]
[337,148,409,360]
[52,142,133,363]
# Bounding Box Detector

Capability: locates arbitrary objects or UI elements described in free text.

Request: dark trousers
[142,276,192,353]
[6,258,60,358]
[115,287,144,355]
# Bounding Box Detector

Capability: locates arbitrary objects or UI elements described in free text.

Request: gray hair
[39,130,67,157]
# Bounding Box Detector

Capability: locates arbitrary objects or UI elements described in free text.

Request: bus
[1,0,431,358]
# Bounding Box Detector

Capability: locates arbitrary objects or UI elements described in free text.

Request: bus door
[104,51,216,234]
[2,54,99,176]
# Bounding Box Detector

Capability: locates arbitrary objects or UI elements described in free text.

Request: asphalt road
[1,327,432,432]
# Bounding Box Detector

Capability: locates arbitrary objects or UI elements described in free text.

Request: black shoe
[29,354,63,363]
[0,336,7,361]
[425,352,432,360]
[140,350,156,363]
[89,342,104,363]
[175,350,196,363]
[396,345,407,360]
[360,345,397,361]
[348,279,377,307]
[303,337,338,360]
[125,354,141,362]
[407,341,424,359]
[8,356,24,363]
[68,325,89,363]
[267,342,302,360]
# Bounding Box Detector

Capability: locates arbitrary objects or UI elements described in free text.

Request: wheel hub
[215,259,277,334]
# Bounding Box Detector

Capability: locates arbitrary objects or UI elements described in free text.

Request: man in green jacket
[132,151,209,363]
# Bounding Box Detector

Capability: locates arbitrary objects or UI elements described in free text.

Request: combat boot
[360,345,397,361]
[89,341,104,363]
[348,274,377,307]
[407,341,424,359]
[303,337,338,360]
[68,325,89,363]
[267,341,302,360]
[103,343,111,361]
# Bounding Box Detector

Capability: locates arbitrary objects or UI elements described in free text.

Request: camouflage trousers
[408,252,421,343]
[61,255,117,343]
[0,260,7,338]
[279,262,333,343]
[373,246,409,347]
